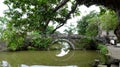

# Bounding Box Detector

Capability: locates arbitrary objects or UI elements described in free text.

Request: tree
[4,0,80,34]
[77,7,118,37]
[4,0,120,39]
[76,11,99,50]
[99,9,118,31]
[3,0,80,51]
[93,6,118,32]
[77,11,98,35]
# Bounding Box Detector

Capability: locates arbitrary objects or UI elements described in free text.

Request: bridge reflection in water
[49,39,74,58]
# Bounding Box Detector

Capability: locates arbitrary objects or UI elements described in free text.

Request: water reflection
[0,51,105,67]
[21,64,78,67]
[0,61,78,67]
[56,42,70,57]
[56,48,70,57]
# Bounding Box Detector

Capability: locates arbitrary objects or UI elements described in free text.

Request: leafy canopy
[4,0,80,34]
[77,11,98,35]
[77,6,118,37]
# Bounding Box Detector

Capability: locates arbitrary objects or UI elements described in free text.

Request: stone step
[98,65,107,67]
[111,64,118,67]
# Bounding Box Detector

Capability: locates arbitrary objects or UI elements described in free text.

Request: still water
[0,50,105,67]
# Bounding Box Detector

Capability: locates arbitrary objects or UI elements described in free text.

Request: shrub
[2,29,25,51]
[31,36,52,50]
[97,44,108,55]
[27,46,36,51]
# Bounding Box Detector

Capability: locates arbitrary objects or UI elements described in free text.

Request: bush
[2,29,25,51]
[31,36,52,50]
[97,44,108,55]
[7,36,24,51]
[27,46,36,51]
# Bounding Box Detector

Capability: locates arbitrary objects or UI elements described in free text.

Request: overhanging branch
[52,23,65,33]
[51,2,78,34]
[53,0,70,12]
[43,0,70,33]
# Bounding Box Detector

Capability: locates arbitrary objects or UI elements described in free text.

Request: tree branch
[53,0,70,12]
[43,0,70,34]
[51,2,78,34]
[52,23,65,33]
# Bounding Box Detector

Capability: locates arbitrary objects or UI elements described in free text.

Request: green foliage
[4,0,79,34]
[1,20,26,51]
[99,10,118,30]
[4,0,54,33]
[77,16,88,35]
[97,44,108,55]
[86,23,98,36]
[1,19,54,51]
[0,17,8,38]
[2,29,25,51]
[91,6,118,31]
[45,26,54,34]
[27,46,36,51]
[77,7,118,38]
[31,37,52,50]
[77,11,99,50]
[77,11,98,35]
[0,17,8,23]
[8,37,24,51]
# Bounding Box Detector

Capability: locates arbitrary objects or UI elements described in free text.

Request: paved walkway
[107,45,120,60]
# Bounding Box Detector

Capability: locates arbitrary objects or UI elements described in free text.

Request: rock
[119,63,120,67]
[92,59,100,67]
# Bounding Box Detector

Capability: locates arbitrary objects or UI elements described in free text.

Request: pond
[0,50,105,67]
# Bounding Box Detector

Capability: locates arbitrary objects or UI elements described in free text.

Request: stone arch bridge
[49,34,104,50]
[0,34,107,51]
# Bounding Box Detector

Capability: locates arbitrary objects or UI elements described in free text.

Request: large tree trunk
[114,9,120,41]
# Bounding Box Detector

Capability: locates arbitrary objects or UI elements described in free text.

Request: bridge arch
[49,39,75,50]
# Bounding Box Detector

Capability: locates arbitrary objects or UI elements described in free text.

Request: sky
[0,0,100,33]
[0,0,8,17]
